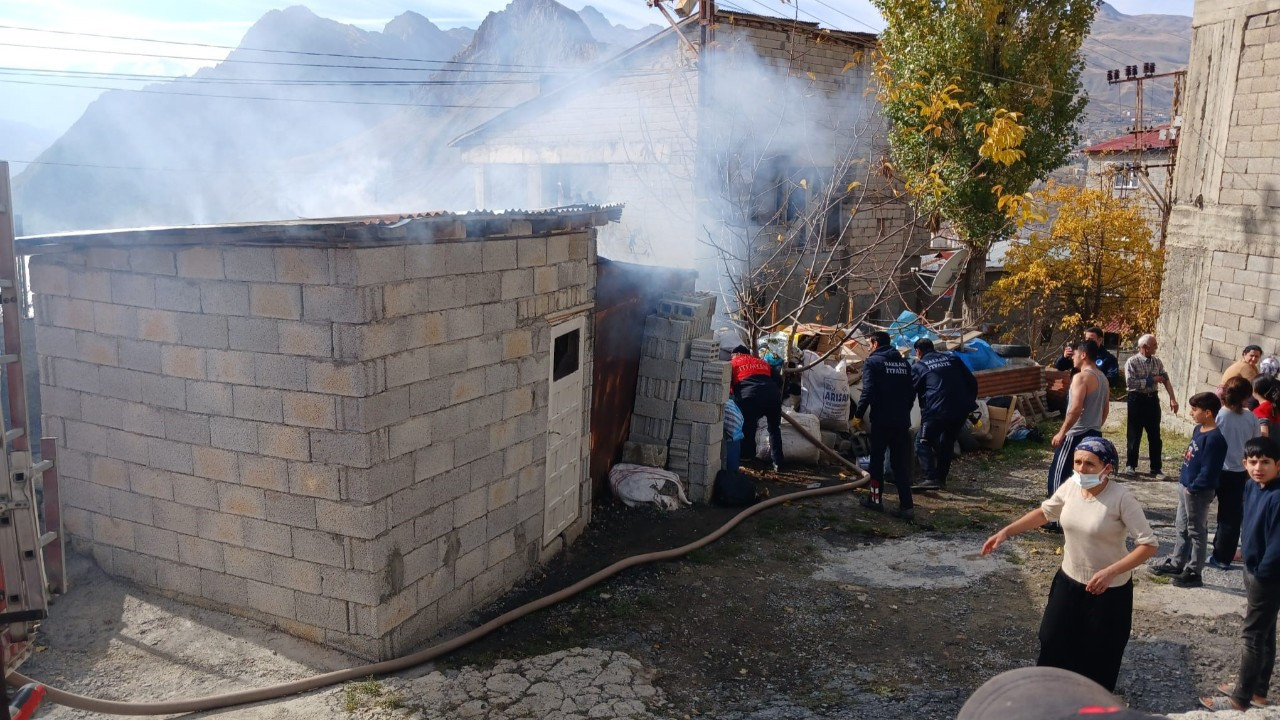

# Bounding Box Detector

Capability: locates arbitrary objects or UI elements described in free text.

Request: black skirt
[1037,567,1134,692]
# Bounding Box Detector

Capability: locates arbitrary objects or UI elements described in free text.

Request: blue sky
[0,0,1196,143]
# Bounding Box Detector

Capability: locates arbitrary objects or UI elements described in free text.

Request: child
[1212,377,1262,570]
[1253,376,1280,437]
[1151,392,1227,588]
[1200,436,1280,712]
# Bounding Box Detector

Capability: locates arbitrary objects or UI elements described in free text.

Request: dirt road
[20,418,1280,719]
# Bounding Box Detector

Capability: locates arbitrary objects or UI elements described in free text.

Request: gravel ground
[19,404,1280,719]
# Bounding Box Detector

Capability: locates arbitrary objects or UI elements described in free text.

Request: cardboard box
[982,398,1018,451]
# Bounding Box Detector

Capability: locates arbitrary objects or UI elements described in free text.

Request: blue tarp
[955,338,1007,372]
[887,310,938,349]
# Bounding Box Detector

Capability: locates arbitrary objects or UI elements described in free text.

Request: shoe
[1150,559,1184,576]
[1172,570,1203,588]
[1150,471,1168,481]
[859,495,884,512]
[770,463,781,474]
[1208,557,1235,571]
[1042,522,1063,534]
[888,507,915,523]
[1124,466,1139,477]
[1215,683,1268,708]
[913,481,942,492]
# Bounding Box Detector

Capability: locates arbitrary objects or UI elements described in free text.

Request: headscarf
[1074,436,1118,470]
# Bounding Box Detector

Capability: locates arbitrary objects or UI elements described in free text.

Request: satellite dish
[928,248,969,295]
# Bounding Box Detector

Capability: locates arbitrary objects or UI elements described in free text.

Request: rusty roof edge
[17,204,625,253]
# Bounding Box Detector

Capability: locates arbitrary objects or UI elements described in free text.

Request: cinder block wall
[1156,1,1280,405]
[31,222,597,659]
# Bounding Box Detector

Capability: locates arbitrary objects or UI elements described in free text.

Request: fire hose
[10,416,869,715]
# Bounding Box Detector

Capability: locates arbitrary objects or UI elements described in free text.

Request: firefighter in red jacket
[731,345,785,472]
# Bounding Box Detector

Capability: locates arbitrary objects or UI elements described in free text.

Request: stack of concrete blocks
[672,334,731,502]
[624,291,729,502]
[622,313,690,468]
[28,209,610,660]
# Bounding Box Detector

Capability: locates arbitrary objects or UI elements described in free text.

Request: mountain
[445,27,477,48]
[0,119,57,174]
[458,0,601,68]
[13,1,605,234]
[1079,2,1191,142]
[13,0,1188,234]
[578,5,663,50]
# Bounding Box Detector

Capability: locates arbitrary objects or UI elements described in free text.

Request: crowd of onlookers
[983,331,1280,714]
[726,330,1280,716]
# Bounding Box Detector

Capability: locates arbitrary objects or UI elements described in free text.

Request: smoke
[10,1,596,235]
[9,0,901,335]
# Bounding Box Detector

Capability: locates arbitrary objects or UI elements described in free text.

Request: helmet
[1261,354,1280,378]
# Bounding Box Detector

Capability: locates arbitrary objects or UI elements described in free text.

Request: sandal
[1200,695,1248,712]
[1216,683,1269,707]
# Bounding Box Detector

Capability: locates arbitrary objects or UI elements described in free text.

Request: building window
[553,329,581,381]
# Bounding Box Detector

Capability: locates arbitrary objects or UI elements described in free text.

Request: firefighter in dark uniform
[912,337,978,491]
[853,331,915,521]
[731,346,785,472]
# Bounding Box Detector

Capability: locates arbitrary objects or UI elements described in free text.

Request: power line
[0,23,564,72]
[0,40,568,75]
[4,159,319,175]
[752,0,854,35]
[0,77,516,108]
[805,0,881,33]
[0,66,540,88]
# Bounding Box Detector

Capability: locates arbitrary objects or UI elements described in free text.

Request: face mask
[1074,471,1105,489]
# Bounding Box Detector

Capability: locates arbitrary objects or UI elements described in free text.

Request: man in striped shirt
[1123,334,1179,478]
[724,397,745,476]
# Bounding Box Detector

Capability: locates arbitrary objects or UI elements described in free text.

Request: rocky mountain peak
[457,0,601,67]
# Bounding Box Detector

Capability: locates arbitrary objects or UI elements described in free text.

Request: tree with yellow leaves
[985,183,1164,357]
[871,0,1096,324]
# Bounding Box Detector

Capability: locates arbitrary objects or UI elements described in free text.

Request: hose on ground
[12,429,869,715]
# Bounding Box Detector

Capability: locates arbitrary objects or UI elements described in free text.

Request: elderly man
[1123,334,1179,478]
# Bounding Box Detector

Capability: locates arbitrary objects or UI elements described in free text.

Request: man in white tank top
[1047,340,1110,500]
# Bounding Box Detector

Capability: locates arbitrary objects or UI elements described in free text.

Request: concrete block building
[21,207,615,659]
[1156,0,1280,404]
[451,9,929,325]
[1080,125,1178,243]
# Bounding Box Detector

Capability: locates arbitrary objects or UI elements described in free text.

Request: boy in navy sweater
[1152,392,1227,588]
[1201,436,1280,712]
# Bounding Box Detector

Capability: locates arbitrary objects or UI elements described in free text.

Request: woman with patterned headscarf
[980,436,1158,692]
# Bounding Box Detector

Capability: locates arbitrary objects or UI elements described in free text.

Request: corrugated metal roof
[1081,124,1178,154]
[17,205,624,254]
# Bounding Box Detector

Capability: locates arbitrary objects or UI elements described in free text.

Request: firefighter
[912,337,978,491]
[731,345,785,472]
[853,332,915,521]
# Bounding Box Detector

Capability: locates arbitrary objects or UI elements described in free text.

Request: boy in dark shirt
[1151,392,1227,588]
[1201,436,1280,712]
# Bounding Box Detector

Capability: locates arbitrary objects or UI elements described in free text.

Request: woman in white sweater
[981,436,1158,692]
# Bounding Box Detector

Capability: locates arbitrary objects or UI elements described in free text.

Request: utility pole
[1105,62,1188,249]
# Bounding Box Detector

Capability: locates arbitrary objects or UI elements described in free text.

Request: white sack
[799,350,852,431]
[755,410,823,465]
[609,464,691,510]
